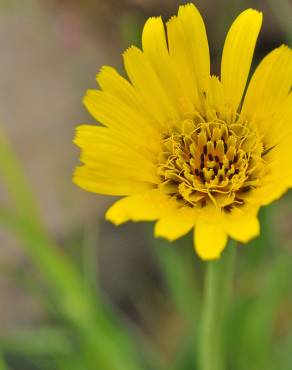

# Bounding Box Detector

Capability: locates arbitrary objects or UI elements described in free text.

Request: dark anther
[203,91,207,98]
[162,133,170,139]
[195,168,200,176]
[223,205,233,213]
[215,155,219,162]
[208,154,213,161]
[200,162,204,170]
[233,154,239,163]
[219,162,223,169]
[203,145,207,155]
[240,186,252,193]
[229,174,233,180]
[200,172,205,183]
[200,153,205,162]
[219,174,224,182]
[214,141,217,148]
[225,167,229,174]
[235,197,245,205]
[234,168,239,175]
[224,142,228,153]
[213,167,218,175]
[262,145,276,157]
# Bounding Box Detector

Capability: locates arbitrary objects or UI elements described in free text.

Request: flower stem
[199,240,237,370]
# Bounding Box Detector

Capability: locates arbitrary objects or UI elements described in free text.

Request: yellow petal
[142,17,186,116]
[74,124,158,186]
[73,166,153,196]
[194,222,228,260]
[177,3,210,94]
[106,191,179,225]
[97,66,142,110]
[74,124,159,165]
[207,76,225,108]
[166,14,200,111]
[204,76,227,120]
[253,96,292,205]
[83,89,159,142]
[78,149,157,183]
[142,17,168,61]
[154,208,198,241]
[223,212,260,243]
[123,46,178,125]
[221,9,262,111]
[96,65,161,130]
[242,45,292,128]
[250,169,291,207]
[253,185,288,207]
[259,93,292,150]
[271,93,292,141]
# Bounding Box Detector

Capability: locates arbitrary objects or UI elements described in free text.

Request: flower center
[157,117,264,211]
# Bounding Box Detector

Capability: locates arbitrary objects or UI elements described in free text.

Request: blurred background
[0,0,291,369]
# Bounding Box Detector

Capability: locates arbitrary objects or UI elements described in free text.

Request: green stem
[199,240,237,370]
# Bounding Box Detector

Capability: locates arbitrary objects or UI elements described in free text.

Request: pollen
[157,117,264,210]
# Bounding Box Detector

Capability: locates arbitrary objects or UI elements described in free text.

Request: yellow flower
[73,4,292,260]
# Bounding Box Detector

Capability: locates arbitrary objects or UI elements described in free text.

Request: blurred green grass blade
[0,127,42,226]
[82,222,99,292]
[4,216,98,323]
[56,357,87,370]
[1,213,145,370]
[0,352,9,370]
[227,251,292,370]
[122,320,170,370]
[0,127,97,320]
[0,260,61,318]
[170,331,198,370]
[149,230,200,322]
[0,128,146,370]
[147,228,201,370]
[274,333,292,370]
[120,12,144,48]
[0,327,72,357]
[0,207,20,233]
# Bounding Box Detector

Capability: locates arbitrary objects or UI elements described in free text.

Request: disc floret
[158,116,264,210]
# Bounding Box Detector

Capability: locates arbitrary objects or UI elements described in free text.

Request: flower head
[73,4,292,260]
